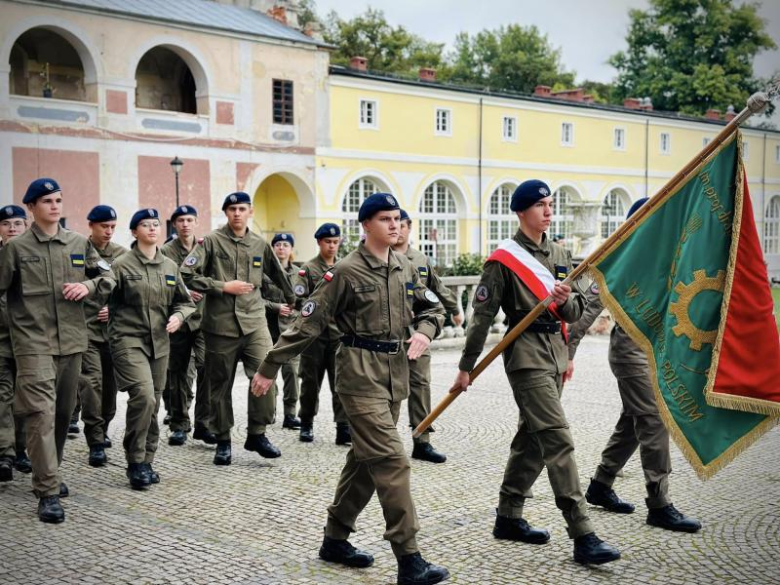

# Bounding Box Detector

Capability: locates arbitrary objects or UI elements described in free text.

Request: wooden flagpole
[413,90,772,439]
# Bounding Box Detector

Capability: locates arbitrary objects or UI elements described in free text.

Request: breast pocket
[123,274,148,306]
[65,251,86,282]
[353,283,383,335]
[247,255,264,287]
[160,274,176,306]
[214,251,235,279]
[403,282,415,327]
[20,256,50,295]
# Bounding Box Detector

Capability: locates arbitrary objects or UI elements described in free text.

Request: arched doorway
[252,173,316,258]
[135,46,199,114]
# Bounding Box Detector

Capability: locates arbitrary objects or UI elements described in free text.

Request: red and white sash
[487,239,568,340]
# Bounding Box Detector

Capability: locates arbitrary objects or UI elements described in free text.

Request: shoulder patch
[323,271,334,282]
[97,259,111,271]
[424,290,440,304]
[301,300,317,317]
[590,282,600,295]
[475,284,490,302]
[294,284,306,297]
[184,256,198,266]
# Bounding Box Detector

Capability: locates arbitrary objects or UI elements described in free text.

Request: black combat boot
[411,442,447,464]
[647,504,702,533]
[335,423,352,446]
[103,436,112,449]
[59,482,69,498]
[67,419,79,435]
[0,458,13,482]
[193,427,218,444]
[282,414,301,429]
[493,512,550,544]
[573,532,621,565]
[163,413,172,426]
[397,552,450,585]
[244,434,281,458]
[88,444,107,467]
[14,451,32,473]
[299,423,314,443]
[585,478,635,513]
[142,463,160,484]
[168,429,187,446]
[318,535,374,568]
[38,496,65,523]
[213,441,232,465]
[126,463,151,490]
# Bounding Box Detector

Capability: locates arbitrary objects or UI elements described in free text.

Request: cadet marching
[0,177,704,585]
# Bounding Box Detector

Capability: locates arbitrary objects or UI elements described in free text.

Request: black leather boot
[193,427,218,444]
[38,495,65,523]
[14,451,32,473]
[282,414,301,429]
[585,478,635,513]
[67,419,79,435]
[299,423,314,443]
[103,436,112,449]
[335,423,352,446]
[88,444,107,467]
[214,441,232,465]
[647,504,702,533]
[411,442,447,464]
[318,535,374,568]
[244,434,281,458]
[59,482,69,498]
[126,463,151,490]
[493,512,550,544]
[0,458,13,482]
[397,552,450,585]
[573,532,621,565]
[142,463,160,484]
[168,429,187,446]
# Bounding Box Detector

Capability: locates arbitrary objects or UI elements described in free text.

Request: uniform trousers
[0,356,26,460]
[268,321,299,418]
[112,347,168,465]
[594,364,672,509]
[298,337,345,425]
[203,326,276,441]
[325,394,419,557]
[498,369,593,538]
[407,352,433,444]
[78,340,117,446]
[168,329,209,433]
[14,354,81,497]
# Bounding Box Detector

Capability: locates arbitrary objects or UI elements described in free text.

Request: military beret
[23,178,61,204]
[87,205,117,223]
[399,209,410,222]
[0,204,27,220]
[171,204,198,221]
[358,192,400,222]
[314,223,341,240]
[222,192,251,210]
[626,197,649,219]
[129,208,160,230]
[272,233,295,247]
[510,180,552,212]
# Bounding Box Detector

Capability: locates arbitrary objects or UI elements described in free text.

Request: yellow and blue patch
[70,254,85,267]
[165,275,176,287]
[418,267,429,279]
[554,265,568,281]
[252,256,262,268]
[406,282,414,297]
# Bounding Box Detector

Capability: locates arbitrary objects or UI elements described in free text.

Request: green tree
[610,0,776,116]
[442,25,575,93]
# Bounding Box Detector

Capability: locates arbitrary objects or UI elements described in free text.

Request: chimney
[705,108,721,120]
[349,56,368,72]
[582,94,594,103]
[534,85,551,97]
[639,97,653,111]
[267,5,287,24]
[724,105,736,122]
[623,98,641,110]
[419,67,436,82]
[552,88,585,102]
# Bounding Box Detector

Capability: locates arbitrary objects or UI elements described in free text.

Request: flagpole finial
[747,92,769,114]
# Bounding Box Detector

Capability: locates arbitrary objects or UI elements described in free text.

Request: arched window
[550,188,574,242]
[135,47,197,114]
[341,178,378,243]
[601,189,628,239]
[764,195,780,255]
[487,184,516,252]
[418,181,458,266]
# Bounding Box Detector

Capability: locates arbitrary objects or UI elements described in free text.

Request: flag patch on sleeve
[406,282,414,297]
[253,256,262,267]
[323,271,334,282]
[165,275,176,286]
[70,254,85,267]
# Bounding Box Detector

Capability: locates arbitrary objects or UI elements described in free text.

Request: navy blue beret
[358,193,400,222]
[399,209,410,222]
[0,204,27,220]
[222,192,251,210]
[171,204,198,221]
[129,208,160,230]
[23,178,61,204]
[510,180,552,212]
[314,223,341,240]
[87,205,117,223]
[272,233,295,247]
[626,197,649,219]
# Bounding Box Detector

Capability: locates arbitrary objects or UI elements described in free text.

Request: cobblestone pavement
[2,337,779,585]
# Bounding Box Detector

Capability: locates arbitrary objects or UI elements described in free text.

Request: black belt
[508,319,562,334]
[341,335,401,354]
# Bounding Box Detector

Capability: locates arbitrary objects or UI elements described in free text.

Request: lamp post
[170,156,183,208]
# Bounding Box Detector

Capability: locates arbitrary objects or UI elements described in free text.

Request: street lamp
[170,156,183,208]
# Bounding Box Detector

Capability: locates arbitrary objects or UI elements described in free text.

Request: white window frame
[776,144,780,164]
[358,98,378,130]
[341,178,379,242]
[561,122,574,147]
[418,181,459,266]
[502,115,518,142]
[613,127,626,151]
[742,139,749,160]
[487,184,517,252]
[764,195,780,255]
[435,107,452,136]
[601,190,628,239]
[660,132,671,155]
[550,188,575,247]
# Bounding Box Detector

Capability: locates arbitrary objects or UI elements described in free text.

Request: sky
[314,0,780,87]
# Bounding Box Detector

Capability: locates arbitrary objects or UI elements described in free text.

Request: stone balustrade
[438,275,507,339]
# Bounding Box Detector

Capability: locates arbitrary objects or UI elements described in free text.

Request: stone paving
[2,337,779,584]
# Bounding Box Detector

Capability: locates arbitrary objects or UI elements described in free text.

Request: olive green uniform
[263,266,300,418]
[402,245,460,444]
[0,264,25,464]
[0,224,115,497]
[78,240,127,447]
[568,285,671,509]
[108,247,195,464]
[459,230,593,538]
[161,237,208,434]
[293,254,346,426]
[259,242,445,557]
[180,225,295,442]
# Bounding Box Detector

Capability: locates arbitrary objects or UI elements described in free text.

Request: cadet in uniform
[78,205,127,467]
[180,192,295,465]
[450,180,621,565]
[163,205,215,446]
[263,233,301,430]
[0,178,115,523]
[108,209,195,489]
[393,209,462,463]
[0,204,30,481]
[568,198,701,533]
[293,223,349,444]
[253,194,450,585]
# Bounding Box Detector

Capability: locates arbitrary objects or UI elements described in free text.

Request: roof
[330,66,779,134]
[32,0,327,47]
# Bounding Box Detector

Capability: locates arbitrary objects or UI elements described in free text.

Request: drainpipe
[761,131,767,241]
[478,98,484,256]
[644,118,650,197]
